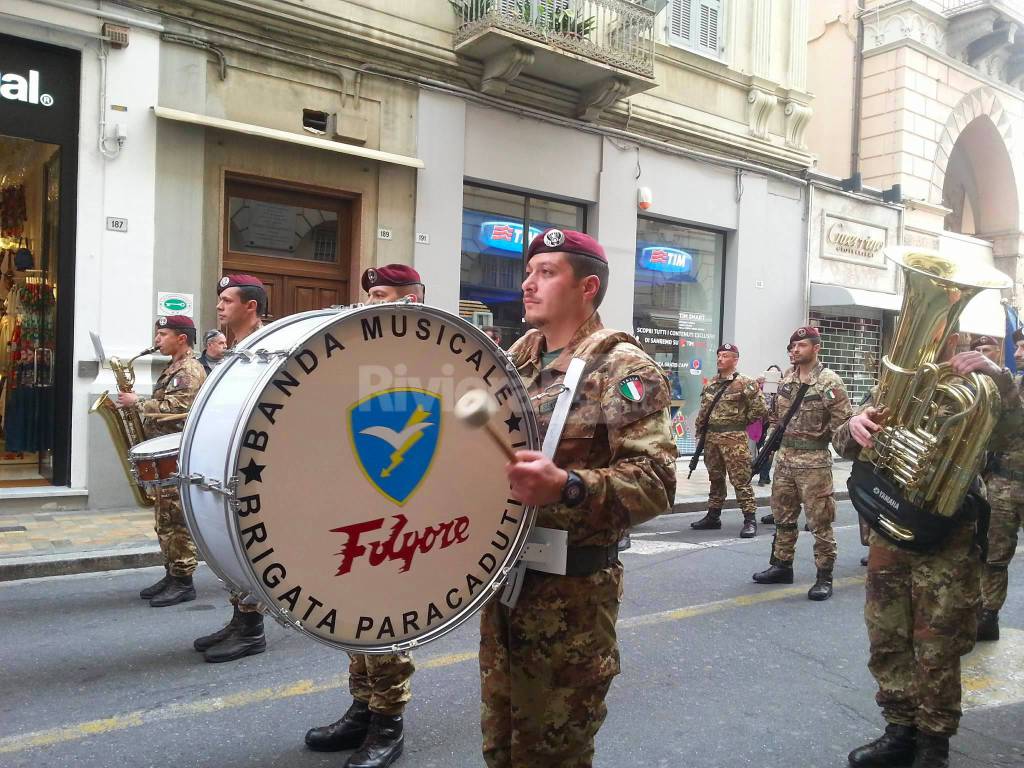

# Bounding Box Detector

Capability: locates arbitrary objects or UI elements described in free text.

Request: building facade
[1,0,817,508]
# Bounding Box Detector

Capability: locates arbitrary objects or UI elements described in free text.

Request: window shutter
[668,0,693,46]
[697,0,722,55]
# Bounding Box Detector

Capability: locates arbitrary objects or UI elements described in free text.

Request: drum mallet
[455,390,517,462]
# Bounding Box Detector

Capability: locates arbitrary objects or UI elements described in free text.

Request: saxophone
[848,246,1012,548]
[90,346,158,507]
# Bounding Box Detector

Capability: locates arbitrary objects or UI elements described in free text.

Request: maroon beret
[790,326,821,344]
[717,343,739,354]
[218,274,264,294]
[971,335,998,350]
[156,315,195,331]
[1014,328,1024,344]
[527,228,607,264]
[361,264,423,293]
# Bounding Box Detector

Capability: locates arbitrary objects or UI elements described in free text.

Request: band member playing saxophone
[116,315,205,607]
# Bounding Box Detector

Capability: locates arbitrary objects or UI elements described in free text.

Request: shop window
[667,0,724,59]
[633,217,724,455]
[459,185,586,348]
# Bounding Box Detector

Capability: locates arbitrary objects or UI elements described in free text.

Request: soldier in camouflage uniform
[115,315,205,607]
[752,326,851,601]
[836,342,1019,768]
[304,265,424,768]
[978,327,1024,641]
[480,229,675,768]
[192,275,270,663]
[691,342,767,537]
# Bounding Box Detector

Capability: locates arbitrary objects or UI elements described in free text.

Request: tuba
[848,247,1012,548]
[90,346,158,507]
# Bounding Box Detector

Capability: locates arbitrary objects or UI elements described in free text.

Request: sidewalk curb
[672,491,851,515]
[1,491,852,582]
[0,546,163,582]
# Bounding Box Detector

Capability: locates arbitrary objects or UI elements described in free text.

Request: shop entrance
[222,175,355,327]
[0,135,60,486]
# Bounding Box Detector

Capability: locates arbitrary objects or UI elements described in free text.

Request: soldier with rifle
[689,343,767,538]
[752,326,851,601]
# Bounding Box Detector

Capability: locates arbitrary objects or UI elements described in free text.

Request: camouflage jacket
[139,351,206,438]
[771,362,851,468]
[833,368,1019,461]
[695,372,767,434]
[508,313,677,546]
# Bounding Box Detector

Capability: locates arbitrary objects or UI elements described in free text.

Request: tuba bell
[848,246,1012,548]
[90,346,158,507]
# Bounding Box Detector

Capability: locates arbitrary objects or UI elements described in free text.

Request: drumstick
[455,390,517,462]
[151,413,188,422]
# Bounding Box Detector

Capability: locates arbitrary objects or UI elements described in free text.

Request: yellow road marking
[0,577,867,756]
[962,627,1024,711]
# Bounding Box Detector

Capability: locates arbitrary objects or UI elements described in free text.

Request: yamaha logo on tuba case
[872,485,901,512]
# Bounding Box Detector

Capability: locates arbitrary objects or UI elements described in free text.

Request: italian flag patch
[618,375,645,402]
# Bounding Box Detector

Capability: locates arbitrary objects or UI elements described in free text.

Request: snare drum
[178,304,539,653]
[129,433,182,490]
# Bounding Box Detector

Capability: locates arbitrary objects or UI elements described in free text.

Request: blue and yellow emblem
[349,388,442,506]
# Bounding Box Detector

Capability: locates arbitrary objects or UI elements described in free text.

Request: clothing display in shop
[3,277,55,452]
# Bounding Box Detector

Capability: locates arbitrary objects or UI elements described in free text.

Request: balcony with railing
[451,0,658,119]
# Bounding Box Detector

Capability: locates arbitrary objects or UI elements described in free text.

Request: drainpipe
[851,0,866,177]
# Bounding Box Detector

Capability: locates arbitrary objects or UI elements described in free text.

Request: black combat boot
[977,608,999,641]
[691,509,722,530]
[761,512,776,525]
[752,561,793,584]
[139,568,170,600]
[203,611,266,663]
[345,713,404,768]
[807,568,833,601]
[911,732,949,768]
[194,605,243,652]
[861,555,869,567]
[848,724,917,767]
[740,515,757,538]
[149,574,196,607]
[305,699,372,752]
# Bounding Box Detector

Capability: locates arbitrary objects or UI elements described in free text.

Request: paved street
[2,501,1022,768]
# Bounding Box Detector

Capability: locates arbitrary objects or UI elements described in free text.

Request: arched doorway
[942,116,1018,238]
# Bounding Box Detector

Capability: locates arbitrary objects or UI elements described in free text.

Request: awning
[810,283,902,312]
[151,106,424,169]
[958,287,1006,337]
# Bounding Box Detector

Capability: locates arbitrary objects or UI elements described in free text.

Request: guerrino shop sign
[0,33,80,145]
[822,213,887,267]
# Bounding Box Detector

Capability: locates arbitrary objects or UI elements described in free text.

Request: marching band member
[303,265,422,768]
[481,230,676,767]
[117,315,205,607]
[192,274,270,663]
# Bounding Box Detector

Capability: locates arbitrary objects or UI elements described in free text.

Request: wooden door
[222,175,356,322]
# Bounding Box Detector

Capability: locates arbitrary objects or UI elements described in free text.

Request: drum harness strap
[499,356,586,609]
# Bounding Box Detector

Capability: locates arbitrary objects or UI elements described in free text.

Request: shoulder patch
[617,375,646,403]
[824,387,836,401]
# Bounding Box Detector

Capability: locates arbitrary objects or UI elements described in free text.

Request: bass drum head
[130,433,181,458]
[229,304,539,652]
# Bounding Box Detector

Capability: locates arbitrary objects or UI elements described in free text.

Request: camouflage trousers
[769,463,836,570]
[704,432,756,516]
[980,475,1024,612]
[154,488,198,577]
[347,652,415,716]
[479,567,622,768]
[865,525,979,736]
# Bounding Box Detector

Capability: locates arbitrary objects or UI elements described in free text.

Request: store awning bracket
[151,106,424,169]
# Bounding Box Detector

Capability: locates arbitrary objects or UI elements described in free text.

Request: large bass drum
[179,304,539,653]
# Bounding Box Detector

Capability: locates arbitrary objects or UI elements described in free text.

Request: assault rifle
[750,383,809,480]
[687,374,737,479]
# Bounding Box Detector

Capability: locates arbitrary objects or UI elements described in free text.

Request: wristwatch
[561,470,588,508]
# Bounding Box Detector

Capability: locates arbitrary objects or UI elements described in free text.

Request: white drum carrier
[179,305,539,653]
